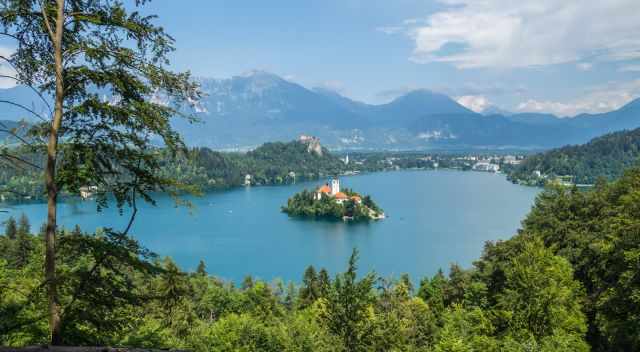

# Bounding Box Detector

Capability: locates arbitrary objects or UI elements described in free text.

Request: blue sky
[2,0,640,116]
[141,0,640,116]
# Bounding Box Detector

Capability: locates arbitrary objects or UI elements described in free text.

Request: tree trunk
[45,0,65,345]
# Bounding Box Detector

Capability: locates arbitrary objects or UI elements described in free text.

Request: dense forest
[0,140,348,202]
[0,142,494,203]
[507,128,640,185]
[163,140,348,189]
[3,168,640,351]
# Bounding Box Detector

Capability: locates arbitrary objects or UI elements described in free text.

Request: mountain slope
[507,127,640,184]
[0,86,50,121]
[0,119,30,144]
[176,74,640,150]
[1,72,639,150]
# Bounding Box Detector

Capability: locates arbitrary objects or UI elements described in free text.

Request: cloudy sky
[2,0,640,117]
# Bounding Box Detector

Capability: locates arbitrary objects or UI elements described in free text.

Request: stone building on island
[314,177,362,204]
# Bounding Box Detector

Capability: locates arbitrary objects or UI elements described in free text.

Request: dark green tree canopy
[1,0,200,209]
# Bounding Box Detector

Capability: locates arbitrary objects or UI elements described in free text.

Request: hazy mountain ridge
[2,71,640,150]
[182,71,640,149]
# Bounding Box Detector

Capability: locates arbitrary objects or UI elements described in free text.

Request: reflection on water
[0,170,539,283]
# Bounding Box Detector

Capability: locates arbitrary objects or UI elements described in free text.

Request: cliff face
[298,135,323,156]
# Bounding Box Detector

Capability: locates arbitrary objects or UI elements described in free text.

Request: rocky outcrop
[298,135,323,156]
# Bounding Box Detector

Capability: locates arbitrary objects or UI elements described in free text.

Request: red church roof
[335,192,348,199]
[317,185,331,193]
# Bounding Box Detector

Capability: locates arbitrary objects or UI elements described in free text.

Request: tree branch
[0,57,54,117]
[40,0,56,42]
[0,152,43,170]
[0,100,48,122]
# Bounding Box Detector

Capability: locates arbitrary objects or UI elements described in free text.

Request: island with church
[282,177,385,221]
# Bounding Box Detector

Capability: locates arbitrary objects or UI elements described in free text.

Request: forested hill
[174,138,347,188]
[0,138,347,202]
[507,127,640,185]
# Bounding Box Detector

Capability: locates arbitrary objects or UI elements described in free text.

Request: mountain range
[2,70,640,150]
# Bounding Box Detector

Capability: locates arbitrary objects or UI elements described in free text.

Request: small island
[282,178,385,221]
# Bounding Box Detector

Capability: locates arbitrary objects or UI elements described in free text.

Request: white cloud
[577,62,593,71]
[456,95,490,113]
[0,46,16,89]
[619,65,640,72]
[405,1,640,69]
[376,26,403,35]
[516,79,640,117]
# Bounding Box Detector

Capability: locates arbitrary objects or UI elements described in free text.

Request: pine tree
[322,248,376,351]
[196,260,207,276]
[399,273,413,296]
[16,214,30,237]
[299,265,319,307]
[318,268,331,298]
[3,216,17,240]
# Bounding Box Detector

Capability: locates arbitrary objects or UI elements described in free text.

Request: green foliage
[320,249,376,351]
[434,305,497,352]
[520,167,640,351]
[508,127,640,185]
[491,239,588,350]
[282,188,382,221]
[1,0,200,209]
[3,216,17,239]
[10,162,640,352]
[0,140,348,201]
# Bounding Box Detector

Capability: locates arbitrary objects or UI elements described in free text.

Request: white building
[315,178,361,204]
[503,155,521,165]
[473,162,500,172]
[331,178,340,195]
[80,186,98,199]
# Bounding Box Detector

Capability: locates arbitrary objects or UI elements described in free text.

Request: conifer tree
[3,216,17,240]
[196,260,207,276]
[322,249,376,351]
[0,0,198,344]
[299,265,319,307]
[318,268,331,298]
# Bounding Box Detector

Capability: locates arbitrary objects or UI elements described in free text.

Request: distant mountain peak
[482,105,513,116]
[237,69,284,82]
[381,89,474,116]
[312,86,342,96]
[620,97,640,110]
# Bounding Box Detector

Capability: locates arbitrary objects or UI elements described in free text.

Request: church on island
[314,178,361,204]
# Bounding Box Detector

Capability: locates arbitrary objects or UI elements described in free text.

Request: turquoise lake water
[0,170,540,283]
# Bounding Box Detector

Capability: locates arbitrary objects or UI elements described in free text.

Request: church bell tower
[331,178,340,195]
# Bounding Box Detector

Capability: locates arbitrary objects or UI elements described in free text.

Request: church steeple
[331,178,340,196]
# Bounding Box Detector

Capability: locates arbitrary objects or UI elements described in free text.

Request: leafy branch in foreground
[1,0,199,344]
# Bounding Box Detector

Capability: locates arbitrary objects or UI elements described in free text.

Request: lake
[0,170,540,283]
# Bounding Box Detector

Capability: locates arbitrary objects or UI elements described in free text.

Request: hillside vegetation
[4,169,640,351]
[0,140,347,202]
[169,139,347,189]
[507,128,640,185]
